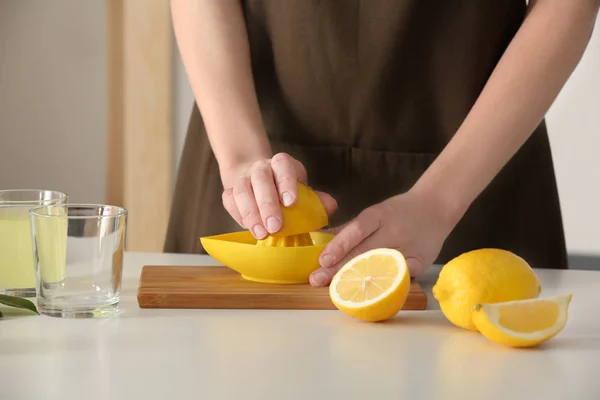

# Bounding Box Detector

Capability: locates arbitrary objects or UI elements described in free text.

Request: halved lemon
[272,183,328,237]
[471,294,572,348]
[329,248,411,322]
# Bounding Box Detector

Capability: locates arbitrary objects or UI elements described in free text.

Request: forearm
[413,0,599,227]
[170,0,271,185]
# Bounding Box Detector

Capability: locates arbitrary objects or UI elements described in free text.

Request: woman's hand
[309,189,458,286]
[221,152,338,239]
[308,0,600,288]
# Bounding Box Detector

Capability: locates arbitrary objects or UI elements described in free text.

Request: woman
[165,0,599,286]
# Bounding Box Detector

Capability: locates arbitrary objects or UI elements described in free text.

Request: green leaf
[0,294,39,315]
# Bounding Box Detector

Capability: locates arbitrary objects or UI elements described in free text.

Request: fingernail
[320,254,334,268]
[282,192,293,207]
[310,271,328,286]
[252,224,267,239]
[266,217,281,233]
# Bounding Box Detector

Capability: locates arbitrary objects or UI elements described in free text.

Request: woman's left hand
[309,189,458,286]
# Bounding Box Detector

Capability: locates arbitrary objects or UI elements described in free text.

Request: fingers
[224,152,302,238]
[406,257,426,278]
[291,158,308,184]
[318,208,382,268]
[310,232,380,287]
[222,188,243,228]
[271,152,305,207]
[309,266,338,287]
[315,191,338,216]
[319,222,347,235]
[310,249,426,287]
[232,177,267,239]
[222,152,325,239]
[250,160,283,235]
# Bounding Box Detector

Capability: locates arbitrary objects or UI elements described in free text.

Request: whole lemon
[432,249,541,331]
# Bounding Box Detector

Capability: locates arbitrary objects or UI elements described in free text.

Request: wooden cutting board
[137,266,428,310]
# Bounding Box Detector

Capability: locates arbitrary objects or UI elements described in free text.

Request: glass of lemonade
[30,204,127,318]
[0,189,68,297]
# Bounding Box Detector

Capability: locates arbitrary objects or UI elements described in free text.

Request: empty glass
[30,204,127,318]
[0,189,68,297]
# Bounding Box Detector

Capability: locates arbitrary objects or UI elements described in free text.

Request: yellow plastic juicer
[200,183,334,284]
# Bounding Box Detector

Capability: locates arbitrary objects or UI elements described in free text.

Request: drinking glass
[0,189,68,297]
[30,204,127,318]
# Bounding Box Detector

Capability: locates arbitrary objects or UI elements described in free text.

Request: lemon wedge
[471,294,572,348]
[329,248,410,322]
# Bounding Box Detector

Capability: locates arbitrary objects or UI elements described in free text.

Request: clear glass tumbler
[0,189,68,297]
[30,204,127,318]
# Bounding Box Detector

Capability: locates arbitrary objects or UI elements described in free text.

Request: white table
[1,252,599,400]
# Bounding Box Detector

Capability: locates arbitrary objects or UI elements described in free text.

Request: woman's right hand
[221,152,338,239]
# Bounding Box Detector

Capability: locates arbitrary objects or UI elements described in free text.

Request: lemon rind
[329,248,409,309]
[477,294,571,341]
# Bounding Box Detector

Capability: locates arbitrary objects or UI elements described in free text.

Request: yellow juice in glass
[33,207,68,286]
[0,190,68,297]
[0,207,36,290]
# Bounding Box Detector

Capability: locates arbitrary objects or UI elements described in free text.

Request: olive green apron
[165,0,568,270]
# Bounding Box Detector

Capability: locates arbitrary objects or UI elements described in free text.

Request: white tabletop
[1,252,599,400]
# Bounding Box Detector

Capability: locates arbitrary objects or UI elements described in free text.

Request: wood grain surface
[107,0,172,252]
[137,266,428,310]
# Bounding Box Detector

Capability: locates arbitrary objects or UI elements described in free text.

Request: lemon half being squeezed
[271,183,329,237]
[201,183,332,284]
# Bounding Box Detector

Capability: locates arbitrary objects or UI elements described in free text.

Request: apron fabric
[164,0,568,270]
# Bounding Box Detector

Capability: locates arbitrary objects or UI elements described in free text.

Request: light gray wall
[545,17,600,255]
[0,0,107,204]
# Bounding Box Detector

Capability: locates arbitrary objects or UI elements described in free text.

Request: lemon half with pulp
[329,248,411,322]
[272,183,328,237]
[201,182,331,284]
